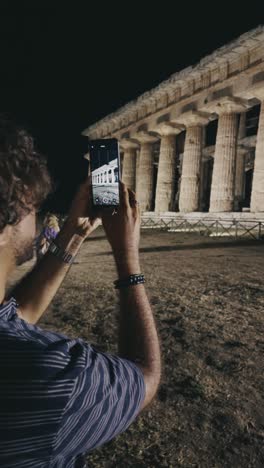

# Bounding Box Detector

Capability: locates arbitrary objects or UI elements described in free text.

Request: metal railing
[140,217,264,240]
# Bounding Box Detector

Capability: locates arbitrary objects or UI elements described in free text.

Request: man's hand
[65,176,101,238]
[101,181,141,275]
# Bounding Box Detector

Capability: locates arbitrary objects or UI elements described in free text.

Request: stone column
[201,97,250,212]
[151,122,183,212]
[250,99,264,212]
[180,126,204,212]
[120,139,139,191]
[199,127,207,211]
[234,146,247,211]
[210,113,239,211]
[155,134,176,212]
[234,113,247,209]
[171,111,210,212]
[199,158,206,211]
[132,131,159,212]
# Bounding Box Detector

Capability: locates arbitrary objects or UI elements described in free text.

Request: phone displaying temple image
[89,138,121,207]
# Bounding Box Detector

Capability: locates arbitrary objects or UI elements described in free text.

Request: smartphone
[88,138,121,208]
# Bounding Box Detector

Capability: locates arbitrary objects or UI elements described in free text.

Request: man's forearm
[115,254,161,378]
[8,221,85,325]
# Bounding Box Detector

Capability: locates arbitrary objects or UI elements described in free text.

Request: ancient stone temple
[82,26,264,219]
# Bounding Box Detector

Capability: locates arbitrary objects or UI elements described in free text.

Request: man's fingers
[91,217,101,228]
[120,181,131,211]
[128,189,135,201]
[127,187,138,209]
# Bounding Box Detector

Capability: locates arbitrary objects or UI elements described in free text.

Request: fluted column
[250,100,264,212]
[201,97,250,212]
[234,112,247,210]
[171,111,210,212]
[120,140,139,191]
[132,131,159,211]
[151,122,183,212]
[199,158,207,211]
[210,113,239,211]
[199,127,207,211]
[155,135,176,211]
[179,125,204,212]
[234,147,247,211]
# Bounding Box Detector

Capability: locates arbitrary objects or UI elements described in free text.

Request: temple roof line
[82,25,264,138]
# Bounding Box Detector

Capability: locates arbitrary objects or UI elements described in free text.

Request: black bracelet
[48,241,75,264]
[114,274,145,289]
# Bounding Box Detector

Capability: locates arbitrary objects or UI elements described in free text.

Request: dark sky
[0,2,262,212]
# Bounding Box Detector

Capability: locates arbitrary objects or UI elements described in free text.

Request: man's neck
[0,250,14,304]
[0,277,6,305]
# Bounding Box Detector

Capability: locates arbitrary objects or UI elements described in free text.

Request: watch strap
[48,241,74,264]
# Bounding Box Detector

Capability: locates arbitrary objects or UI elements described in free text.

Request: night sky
[0,3,262,213]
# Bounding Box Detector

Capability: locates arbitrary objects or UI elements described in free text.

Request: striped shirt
[0,298,146,467]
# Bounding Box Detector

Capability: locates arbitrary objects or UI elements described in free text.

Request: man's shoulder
[1,298,80,348]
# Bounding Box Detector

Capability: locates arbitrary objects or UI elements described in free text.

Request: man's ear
[0,225,12,248]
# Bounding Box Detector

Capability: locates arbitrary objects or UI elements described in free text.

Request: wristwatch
[48,241,74,264]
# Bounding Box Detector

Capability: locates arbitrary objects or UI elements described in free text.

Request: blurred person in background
[35,212,60,261]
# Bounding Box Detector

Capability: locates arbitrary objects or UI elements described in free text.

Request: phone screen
[88,138,121,207]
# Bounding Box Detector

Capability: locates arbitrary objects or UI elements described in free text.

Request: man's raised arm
[8,180,101,325]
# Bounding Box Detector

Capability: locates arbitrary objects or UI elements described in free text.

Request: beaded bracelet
[114,274,145,289]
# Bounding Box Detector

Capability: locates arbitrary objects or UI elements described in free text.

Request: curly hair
[0,116,54,233]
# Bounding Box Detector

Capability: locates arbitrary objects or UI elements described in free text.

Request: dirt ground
[7,227,264,468]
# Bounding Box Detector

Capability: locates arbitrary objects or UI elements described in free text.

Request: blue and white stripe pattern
[0,298,146,467]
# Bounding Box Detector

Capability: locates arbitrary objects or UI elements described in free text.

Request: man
[0,118,161,467]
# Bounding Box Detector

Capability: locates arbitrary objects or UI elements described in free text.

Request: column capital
[201,96,251,115]
[171,110,212,127]
[131,130,159,144]
[149,122,184,136]
[119,138,140,150]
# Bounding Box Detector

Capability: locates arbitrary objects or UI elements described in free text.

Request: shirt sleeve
[55,339,146,456]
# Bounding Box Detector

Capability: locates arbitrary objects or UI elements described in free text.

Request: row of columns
[92,167,116,185]
[120,94,264,213]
